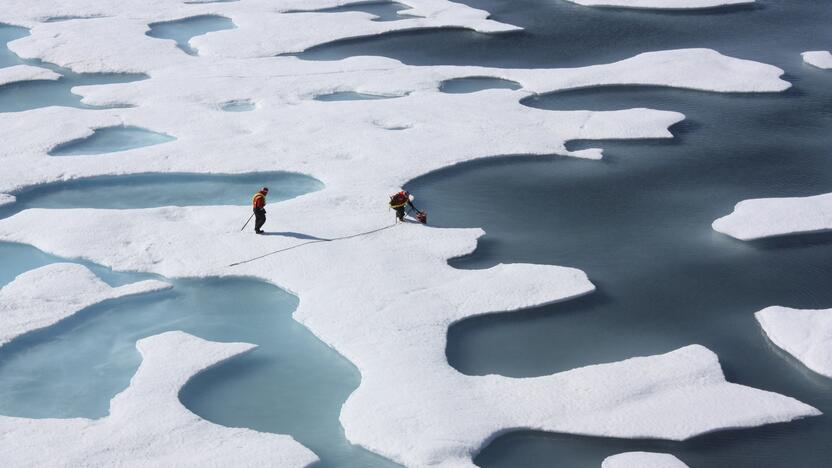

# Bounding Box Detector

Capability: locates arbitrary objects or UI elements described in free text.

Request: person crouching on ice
[389,190,426,224]
[252,186,269,234]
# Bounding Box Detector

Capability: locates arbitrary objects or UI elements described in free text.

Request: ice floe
[603,452,688,468]
[0,64,60,87]
[0,331,318,467]
[802,51,832,70]
[563,0,753,9]
[0,0,814,466]
[0,49,787,195]
[0,207,820,466]
[0,0,517,71]
[756,306,832,379]
[0,263,168,347]
[712,192,832,240]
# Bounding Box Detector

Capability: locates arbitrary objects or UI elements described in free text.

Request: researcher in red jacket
[252,187,269,234]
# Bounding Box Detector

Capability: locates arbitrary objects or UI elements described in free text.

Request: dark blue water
[286,2,416,22]
[3,1,832,467]
[440,77,521,93]
[297,0,832,70]
[146,15,236,56]
[402,2,832,465]
[0,24,146,112]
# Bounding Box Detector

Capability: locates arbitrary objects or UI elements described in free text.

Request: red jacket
[252,191,267,209]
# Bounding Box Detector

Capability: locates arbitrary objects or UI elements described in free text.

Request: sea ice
[0,207,820,466]
[802,51,832,70]
[756,306,832,379]
[146,15,236,56]
[563,0,753,9]
[712,192,832,240]
[0,331,318,467]
[0,64,60,87]
[602,452,688,468]
[0,0,518,71]
[0,263,168,347]
[0,1,816,466]
[0,49,787,195]
[285,2,419,23]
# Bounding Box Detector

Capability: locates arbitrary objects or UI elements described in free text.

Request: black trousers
[254,208,266,232]
[394,206,405,221]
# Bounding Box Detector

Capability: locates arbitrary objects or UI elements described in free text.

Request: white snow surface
[0,207,820,466]
[0,331,319,467]
[0,194,14,208]
[564,0,753,9]
[1,0,517,72]
[0,48,788,194]
[0,1,815,466]
[0,64,61,87]
[602,452,688,468]
[802,51,832,70]
[756,306,832,379]
[0,263,169,347]
[712,192,832,240]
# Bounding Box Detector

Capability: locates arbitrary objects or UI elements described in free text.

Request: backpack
[389,191,408,207]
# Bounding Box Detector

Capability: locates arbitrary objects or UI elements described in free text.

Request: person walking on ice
[389,190,426,224]
[252,187,269,234]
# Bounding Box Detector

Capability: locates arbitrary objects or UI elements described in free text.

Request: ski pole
[240,213,255,231]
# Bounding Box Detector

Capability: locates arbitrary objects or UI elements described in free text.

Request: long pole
[240,213,255,231]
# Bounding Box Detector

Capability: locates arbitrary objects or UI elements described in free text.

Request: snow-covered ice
[0,194,14,208]
[1,0,518,72]
[0,49,788,194]
[0,263,168,347]
[0,207,820,466]
[802,51,832,70]
[0,0,818,466]
[0,331,319,467]
[563,0,753,10]
[602,452,688,468]
[712,192,832,240]
[0,64,60,87]
[756,306,832,379]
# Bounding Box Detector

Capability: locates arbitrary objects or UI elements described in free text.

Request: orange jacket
[252,191,267,209]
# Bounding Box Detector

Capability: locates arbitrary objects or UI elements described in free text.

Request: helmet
[408,194,415,202]
[261,187,269,193]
